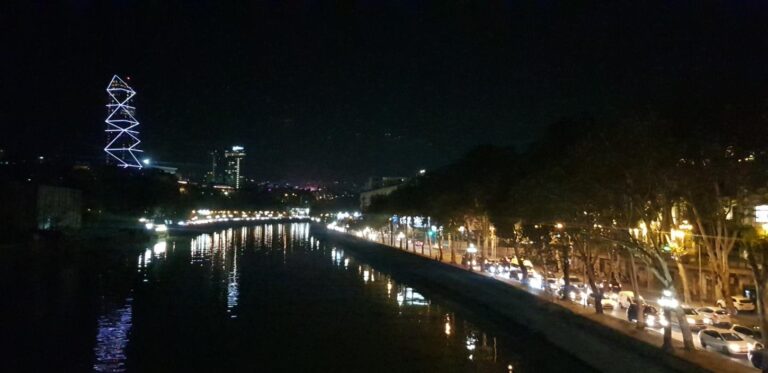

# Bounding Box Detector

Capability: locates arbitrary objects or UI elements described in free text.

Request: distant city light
[419,169,426,175]
[232,146,244,151]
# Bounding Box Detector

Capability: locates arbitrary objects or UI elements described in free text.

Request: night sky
[2,1,768,181]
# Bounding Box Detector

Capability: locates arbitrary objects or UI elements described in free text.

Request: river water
[4,223,593,372]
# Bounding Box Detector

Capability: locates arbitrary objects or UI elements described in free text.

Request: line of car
[475,257,764,367]
[616,290,764,365]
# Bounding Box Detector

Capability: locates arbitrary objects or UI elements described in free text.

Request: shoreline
[312,223,753,373]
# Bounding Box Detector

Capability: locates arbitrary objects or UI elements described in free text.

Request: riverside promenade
[313,223,755,373]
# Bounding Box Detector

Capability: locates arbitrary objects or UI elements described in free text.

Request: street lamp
[658,289,679,352]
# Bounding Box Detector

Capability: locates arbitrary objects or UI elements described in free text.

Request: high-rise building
[104,75,143,168]
[224,146,246,189]
[206,150,225,184]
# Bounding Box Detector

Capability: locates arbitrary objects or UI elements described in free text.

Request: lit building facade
[206,150,224,184]
[224,146,245,189]
[205,146,246,189]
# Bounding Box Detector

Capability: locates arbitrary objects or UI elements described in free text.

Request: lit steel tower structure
[104,75,143,168]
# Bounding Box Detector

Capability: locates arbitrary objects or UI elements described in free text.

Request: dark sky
[2,1,768,181]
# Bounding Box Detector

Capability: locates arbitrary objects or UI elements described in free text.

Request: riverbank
[313,224,753,373]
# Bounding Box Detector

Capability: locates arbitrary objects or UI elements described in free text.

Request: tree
[744,227,768,370]
[590,116,695,350]
[571,224,608,314]
[681,146,757,314]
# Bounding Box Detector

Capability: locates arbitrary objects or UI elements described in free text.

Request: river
[3,222,593,372]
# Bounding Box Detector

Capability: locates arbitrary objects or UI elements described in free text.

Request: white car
[586,291,618,309]
[675,306,709,330]
[696,307,732,326]
[728,324,763,348]
[717,295,756,312]
[559,276,585,289]
[544,278,559,293]
[617,291,644,309]
[528,273,544,290]
[699,328,750,355]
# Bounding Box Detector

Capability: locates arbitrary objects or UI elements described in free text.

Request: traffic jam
[472,255,762,369]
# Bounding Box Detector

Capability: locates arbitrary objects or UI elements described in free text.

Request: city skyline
[5,2,768,372]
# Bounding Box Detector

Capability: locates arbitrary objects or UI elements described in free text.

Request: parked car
[617,291,644,309]
[717,295,756,312]
[675,306,709,330]
[696,307,732,326]
[699,328,750,355]
[509,266,523,281]
[627,303,665,328]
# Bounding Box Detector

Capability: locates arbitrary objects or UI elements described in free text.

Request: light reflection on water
[92,298,133,372]
[83,222,589,372]
[184,223,514,368]
[95,238,169,372]
[325,238,506,367]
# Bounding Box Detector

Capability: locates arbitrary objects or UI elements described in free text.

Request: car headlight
[529,277,542,289]
[646,315,656,327]
[703,318,712,324]
[728,343,741,353]
[687,317,695,324]
[748,343,755,351]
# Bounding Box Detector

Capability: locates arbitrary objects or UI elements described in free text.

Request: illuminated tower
[104,75,143,168]
[224,146,246,189]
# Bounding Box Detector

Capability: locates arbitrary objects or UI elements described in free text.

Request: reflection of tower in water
[92,298,133,372]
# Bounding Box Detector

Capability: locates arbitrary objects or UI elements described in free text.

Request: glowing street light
[142,158,151,165]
